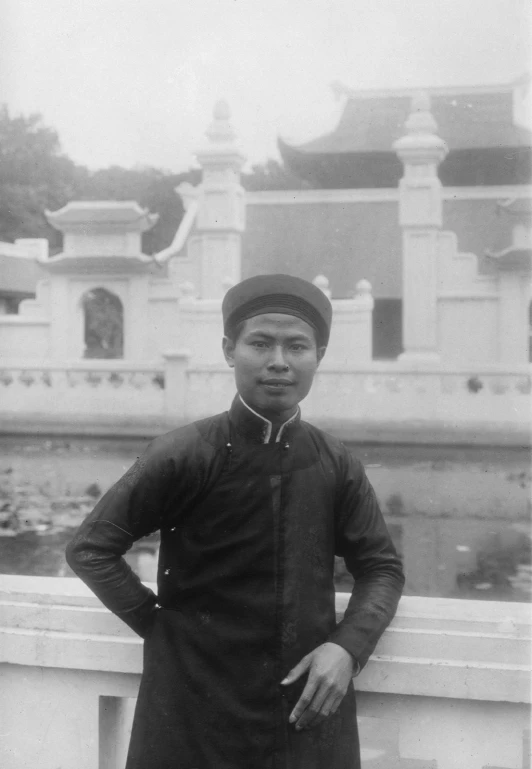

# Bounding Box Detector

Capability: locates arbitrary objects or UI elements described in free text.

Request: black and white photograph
[0,1,530,767]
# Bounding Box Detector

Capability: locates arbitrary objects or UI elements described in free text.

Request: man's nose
[267,345,289,371]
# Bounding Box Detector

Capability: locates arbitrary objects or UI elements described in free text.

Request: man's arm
[327,447,405,668]
[65,436,177,637]
[285,445,404,730]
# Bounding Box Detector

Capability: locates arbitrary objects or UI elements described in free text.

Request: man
[66,274,404,769]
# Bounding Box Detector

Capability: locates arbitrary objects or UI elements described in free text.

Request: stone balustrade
[0,575,530,769]
[0,359,529,443]
[0,360,166,429]
[185,363,530,443]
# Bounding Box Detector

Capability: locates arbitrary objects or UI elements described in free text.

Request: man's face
[222,313,326,421]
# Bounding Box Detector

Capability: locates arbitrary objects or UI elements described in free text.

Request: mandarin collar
[228,394,301,445]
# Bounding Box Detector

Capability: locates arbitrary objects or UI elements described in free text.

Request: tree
[0,105,87,245]
[0,104,306,254]
[78,166,201,254]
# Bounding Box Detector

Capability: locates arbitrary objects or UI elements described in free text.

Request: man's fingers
[288,673,318,724]
[294,680,330,729]
[294,684,347,731]
[318,689,340,719]
[281,654,311,686]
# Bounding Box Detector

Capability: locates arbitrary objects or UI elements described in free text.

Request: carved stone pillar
[190,101,246,300]
[393,93,448,363]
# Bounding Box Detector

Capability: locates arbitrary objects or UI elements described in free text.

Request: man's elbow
[65,535,83,576]
[65,533,102,578]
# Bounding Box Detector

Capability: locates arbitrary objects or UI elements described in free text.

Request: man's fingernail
[281,679,288,684]
[289,715,296,723]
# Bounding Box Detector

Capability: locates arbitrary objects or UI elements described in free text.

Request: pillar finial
[205,99,236,144]
[405,91,437,135]
[312,274,331,299]
[393,91,448,163]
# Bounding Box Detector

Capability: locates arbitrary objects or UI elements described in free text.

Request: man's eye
[290,344,306,351]
[252,341,268,349]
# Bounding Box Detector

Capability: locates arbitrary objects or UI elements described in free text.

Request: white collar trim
[238,395,299,444]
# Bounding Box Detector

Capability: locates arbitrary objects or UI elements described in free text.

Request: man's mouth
[261,379,293,388]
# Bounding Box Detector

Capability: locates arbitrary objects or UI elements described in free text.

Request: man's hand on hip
[281,642,355,731]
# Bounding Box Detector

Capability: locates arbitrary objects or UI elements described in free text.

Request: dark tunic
[66,396,404,769]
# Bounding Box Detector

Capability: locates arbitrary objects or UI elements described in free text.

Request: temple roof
[279,81,532,188]
[286,85,532,155]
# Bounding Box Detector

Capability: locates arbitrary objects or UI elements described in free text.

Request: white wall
[0,317,50,359]
[0,576,529,769]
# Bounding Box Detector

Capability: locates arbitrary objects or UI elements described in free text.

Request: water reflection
[0,436,530,602]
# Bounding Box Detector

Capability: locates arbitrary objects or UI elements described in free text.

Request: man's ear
[222,336,235,368]
[316,346,327,365]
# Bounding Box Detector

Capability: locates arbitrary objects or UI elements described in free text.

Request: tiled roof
[46,201,158,229]
[290,89,532,155]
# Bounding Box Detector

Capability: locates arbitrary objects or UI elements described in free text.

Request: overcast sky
[1,0,530,172]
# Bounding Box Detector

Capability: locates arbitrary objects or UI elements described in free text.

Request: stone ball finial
[312,274,332,299]
[405,90,438,135]
[179,281,196,299]
[213,99,231,121]
[393,89,448,161]
[355,278,372,296]
[205,99,236,144]
[222,276,236,293]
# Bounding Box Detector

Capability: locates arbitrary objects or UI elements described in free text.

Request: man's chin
[250,392,298,417]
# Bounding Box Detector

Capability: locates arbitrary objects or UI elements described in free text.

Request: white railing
[0,361,166,424]
[0,575,530,769]
[0,359,530,441]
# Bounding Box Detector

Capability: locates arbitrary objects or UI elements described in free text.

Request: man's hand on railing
[281,642,356,731]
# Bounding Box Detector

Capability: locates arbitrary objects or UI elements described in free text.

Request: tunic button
[164,568,170,575]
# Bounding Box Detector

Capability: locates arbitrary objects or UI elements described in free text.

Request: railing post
[352,278,374,362]
[393,92,448,363]
[313,275,374,365]
[163,350,190,420]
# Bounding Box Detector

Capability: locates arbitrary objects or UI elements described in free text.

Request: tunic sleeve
[65,431,192,637]
[328,446,405,670]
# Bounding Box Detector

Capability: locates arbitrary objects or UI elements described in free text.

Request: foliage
[78,165,204,254]
[0,105,305,253]
[0,105,88,246]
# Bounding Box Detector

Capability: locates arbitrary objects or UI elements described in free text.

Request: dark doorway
[83,288,124,359]
[372,298,403,360]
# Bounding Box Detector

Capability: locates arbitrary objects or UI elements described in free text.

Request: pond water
[0,435,530,602]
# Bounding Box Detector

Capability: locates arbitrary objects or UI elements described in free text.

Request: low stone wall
[0,575,530,769]
[0,359,529,445]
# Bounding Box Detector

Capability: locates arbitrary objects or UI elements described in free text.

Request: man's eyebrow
[245,330,313,342]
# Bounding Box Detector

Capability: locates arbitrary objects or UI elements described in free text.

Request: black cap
[222,274,332,346]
